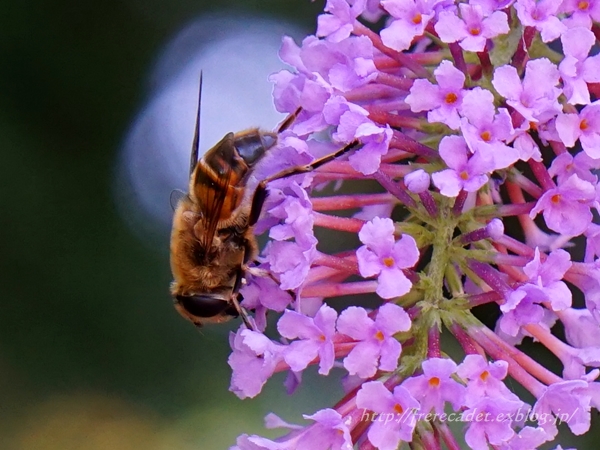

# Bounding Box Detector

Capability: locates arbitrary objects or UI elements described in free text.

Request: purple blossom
[280,35,378,93]
[492,58,561,123]
[532,380,592,435]
[404,168,430,193]
[380,0,442,51]
[457,355,519,405]
[472,0,516,15]
[317,0,366,43]
[459,87,518,168]
[462,396,525,450]
[356,217,419,298]
[514,0,566,42]
[241,273,293,331]
[277,304,338,375]
[498,287,548,337]
[268,183,316,248]
[530,174,597,236]
[561,0,600,27]
[401,358,465,413]
[498,426,553,450]
[270,68,332,125]
[431,135,495,197]
[435,4,509,52]
[234,409,353,450]
[405,60,467,130]
[296,409,353,450]
[356,381,420,449]
[337,304,411,378]
[559,27,600,105]
[548,151,599,185]
[232,434,285,450]
[210,2,600,448]
[497,248,572,338]
[333,108,392,175]
[522,248,572,310]
[264,240,317,290]
[228,329,285,399]
[555,102,600,158]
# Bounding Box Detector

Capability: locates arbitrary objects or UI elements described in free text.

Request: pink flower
[555,102,600,158]
[228,329,286,399]
[435,4,509,52]
[337,304,411,377]
[380,0,442,51]
[492,58,561,123]
[514,0,566,42]
[402,358,465,414]
[356,381,420,449]
[530,174,597,236]
[432,135,496,197]
[406,60,467,129]
[356,217,419,298]
[277,304,338,375]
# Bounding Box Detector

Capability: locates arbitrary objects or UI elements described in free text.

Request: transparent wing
[169,189,188,211]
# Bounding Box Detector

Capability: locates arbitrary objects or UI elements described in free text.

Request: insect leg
[275,107,302,133]
[230,269,254,330]
[248,139,361,226]
[230,246,255,330]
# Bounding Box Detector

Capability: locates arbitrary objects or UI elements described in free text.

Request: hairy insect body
[170,129,277,327]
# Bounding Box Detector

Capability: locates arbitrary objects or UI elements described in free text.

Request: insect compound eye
[176,294,237,318]
[234,132,277,167]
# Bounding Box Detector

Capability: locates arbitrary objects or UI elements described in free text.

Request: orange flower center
[394,403,404,414]
[551,193,561,204]
[383,256,395,267]
[578,0,589,10]
[412,13,422,24]
[445,92,458,104]
[429,376,441,387]
[480,130,492,142]
[480,370,490,381]
[580,119,589,130]
[375,330,385,341]
[469,27,481,36]
[460,171,470,180]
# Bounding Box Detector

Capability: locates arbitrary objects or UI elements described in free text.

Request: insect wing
[169,189,188,211]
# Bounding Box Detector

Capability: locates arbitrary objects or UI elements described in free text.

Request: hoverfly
[170,75,359,329]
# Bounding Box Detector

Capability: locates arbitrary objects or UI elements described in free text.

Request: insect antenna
[189,71,203,177]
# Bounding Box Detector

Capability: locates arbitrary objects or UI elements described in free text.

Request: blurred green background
[0,1,347,448]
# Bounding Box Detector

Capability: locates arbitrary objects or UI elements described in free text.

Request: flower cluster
[226,0,600,448]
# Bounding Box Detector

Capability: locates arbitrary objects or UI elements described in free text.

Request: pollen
[460,171,469,180]
[429,376,441,387]
[480,370,490,381]
[445,92,458,104]
[375,330,385,341]
[469,27,481,36]
[394,403,404,414]
[551,193,561,203]
[580,119,589,130]
[383,256,395,267]
[412,13,422,24]
[480,130,492,142]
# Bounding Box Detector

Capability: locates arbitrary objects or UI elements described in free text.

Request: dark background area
[0,1,345,448]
